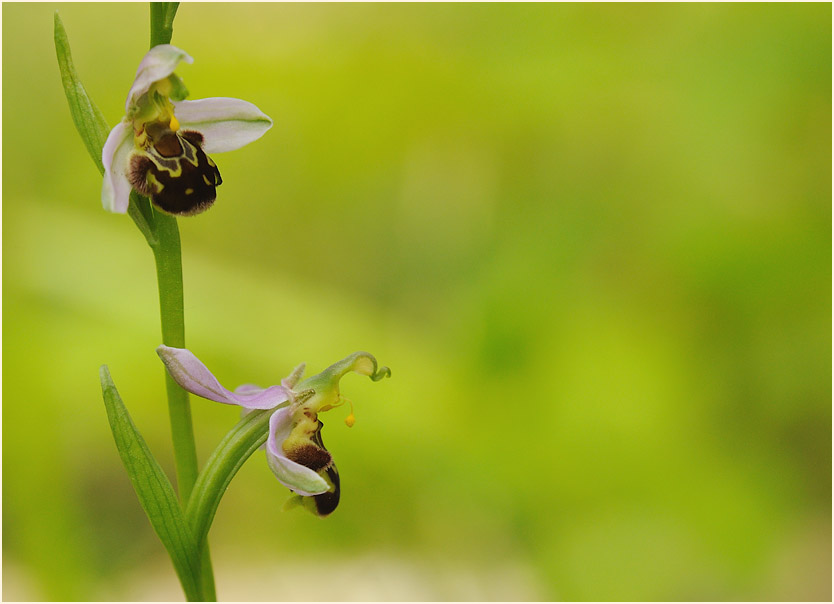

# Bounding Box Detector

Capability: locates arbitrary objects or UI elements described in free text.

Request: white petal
[174,98,272,153]
[101,121,134,214]
[265,408,330,496]
[126,45,193,113]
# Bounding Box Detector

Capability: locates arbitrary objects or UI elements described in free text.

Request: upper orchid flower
[157,345,391,516]
[102,45,272,216]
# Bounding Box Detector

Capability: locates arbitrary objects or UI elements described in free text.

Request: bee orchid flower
[156,345,390,516]
[102,44,272,216]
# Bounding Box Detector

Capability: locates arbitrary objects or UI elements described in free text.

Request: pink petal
[156,345,290,410]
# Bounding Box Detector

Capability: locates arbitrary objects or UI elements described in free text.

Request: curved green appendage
[99,366,203,601]
[299,351,392,392]
[185,410,273,552]
[370,364,393,381]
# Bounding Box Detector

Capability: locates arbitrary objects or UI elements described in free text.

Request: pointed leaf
[54,12,110,174]
[99,366,202,601]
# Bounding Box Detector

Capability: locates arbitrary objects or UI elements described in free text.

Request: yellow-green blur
[3,3,830,601]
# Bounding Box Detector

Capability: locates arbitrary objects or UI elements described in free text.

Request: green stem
[150,183,218,604]
[186,410,273,551]
[150,2,179,48]
[147,4,216,601]
[150,169,218,604]
[150,212,198,498]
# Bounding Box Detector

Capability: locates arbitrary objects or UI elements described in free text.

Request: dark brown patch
[286,443,332,472]
[180,130,204,146]
[128,154,155,196]
[153,132,183,157]
[309,422,340,516]
[131,128,222,216]
[312,465,340,517]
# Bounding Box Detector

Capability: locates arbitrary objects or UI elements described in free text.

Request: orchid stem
[151,212,198,499]
[150,2,179,48]
[149,156,217,604]
[148,3,216,601]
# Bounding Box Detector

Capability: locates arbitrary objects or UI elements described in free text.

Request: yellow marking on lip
[146,172,164,193]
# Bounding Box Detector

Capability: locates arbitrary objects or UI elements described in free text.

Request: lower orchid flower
[157,345,390,516]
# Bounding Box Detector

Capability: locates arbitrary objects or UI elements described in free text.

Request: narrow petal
[265,408,330,496]
[173,98,272,153]
[235,384,265,421]
[126,45,193,113]
[281,364,306,390]
[156,345,291,410]
[101,121,134,213]
[234,384,265,396]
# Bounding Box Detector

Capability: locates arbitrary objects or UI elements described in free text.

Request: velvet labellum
[129,128,222,216]
[284,420,341,516]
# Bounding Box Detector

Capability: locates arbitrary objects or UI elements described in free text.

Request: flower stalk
[146,0,198,516]
[147,5,215,600]
[152,212,199,499]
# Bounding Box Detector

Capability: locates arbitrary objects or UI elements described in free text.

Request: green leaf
[99,366,202,601]
[53,12,111,175]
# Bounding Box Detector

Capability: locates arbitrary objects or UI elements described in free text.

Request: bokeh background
[3,3,831,601]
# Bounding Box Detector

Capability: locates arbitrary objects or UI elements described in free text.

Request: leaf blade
[54,11,111,175]
[99,365,202,601]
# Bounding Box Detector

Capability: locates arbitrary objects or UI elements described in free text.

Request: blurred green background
[3,3,831,601]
